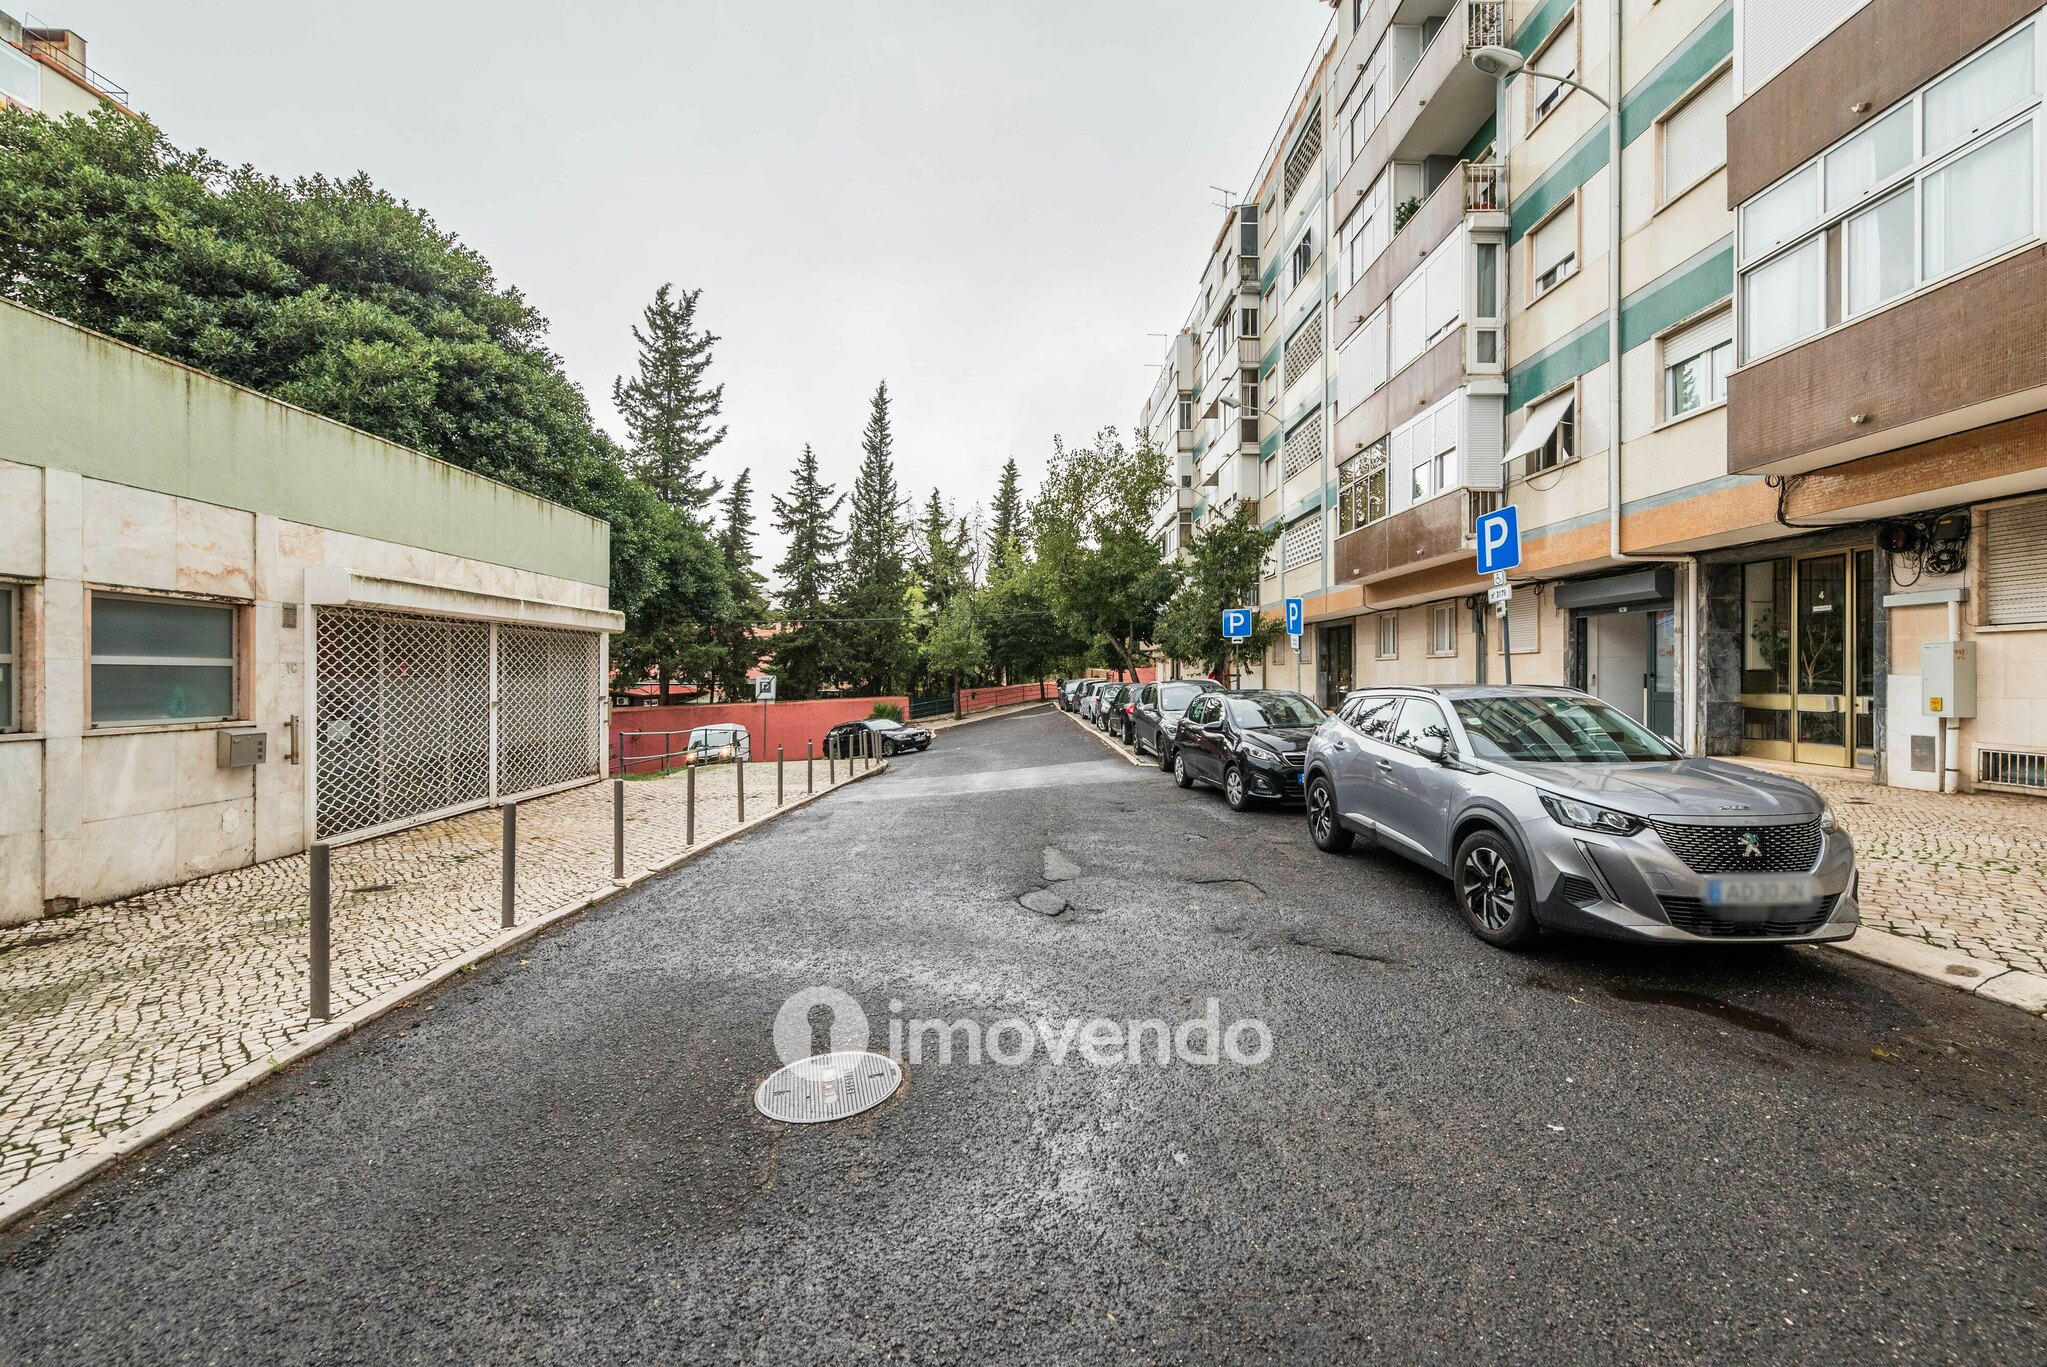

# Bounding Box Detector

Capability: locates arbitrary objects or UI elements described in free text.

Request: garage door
[313,609,601,840]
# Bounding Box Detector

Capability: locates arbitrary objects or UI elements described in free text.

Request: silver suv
[1301,685,1859,948]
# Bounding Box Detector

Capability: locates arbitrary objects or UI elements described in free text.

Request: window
[1741,235,1824,358]
[1240,305,1260,339]
[1291,228,1317,290]
[0,585,14,731]
[1337,440,1389,533]
[1736,20,2043,361]
[0,40,38,109]
[1528,401,1574,473]
[1530,14,1577,125]
[1530,202,1577,297]
[1924,23,2037,155]
[1661,66,1732,202]
[1376,614,1399,659]
[1985,496,2047,624]
[1922,119,2035,277]
[1360,697,1399,742]
[1391,697,1453,753]
[1177,397,1194,430]
[1663,310,1735,418]
[1429,604,1456,656]
[89,594,238,726]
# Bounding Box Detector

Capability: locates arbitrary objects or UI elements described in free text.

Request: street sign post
[1474,505,1521,575]
[1284,596,1304,660]
[754,675,777,702]
[1222,608,1254,641]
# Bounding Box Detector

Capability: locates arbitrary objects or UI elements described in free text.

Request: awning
[1504,391,1574,466]
[1554,567,1674,611]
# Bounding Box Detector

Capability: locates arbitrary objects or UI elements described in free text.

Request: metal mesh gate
[314,609,491,839]
[498,625,602,796]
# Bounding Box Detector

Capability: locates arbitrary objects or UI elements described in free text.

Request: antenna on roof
[1209,185,1238,211]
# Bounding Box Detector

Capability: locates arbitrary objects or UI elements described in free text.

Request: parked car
[825,717,932,758]
[1058,679,1082,713]
[682,724,750,764]
[1096,682,1134,732]
[1301,685,1860,950]
[1170,690,1326,809]
[1078,680,1113,724]
[1130,678,1223,763]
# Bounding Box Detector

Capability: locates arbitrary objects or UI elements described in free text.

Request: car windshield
[1156,683,1206,710]
[1452,695,1681,763]
[867,719,903,731]
[1226,694,1326,728]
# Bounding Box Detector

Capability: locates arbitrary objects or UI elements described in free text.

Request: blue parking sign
[1222,608,1254,641]
[1474,505,1521,574]
[1284,597,1304,636]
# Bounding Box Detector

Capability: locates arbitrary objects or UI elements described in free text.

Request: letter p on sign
[1475,505,1521,575]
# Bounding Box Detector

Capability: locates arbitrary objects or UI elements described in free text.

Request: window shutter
[1533,17,1575,79]
[1505,592,1538,653]
[1663,308,1734,365]
[1531,207,1575,280]
[1741,0,1870,96]
[1986,497,2047,624]
[1662,67,1731,197]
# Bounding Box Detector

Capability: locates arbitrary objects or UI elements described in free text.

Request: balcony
[1334,0,1498,216]
[1334,487,1499,586]
[1238,336,1264,369]
[1175,427,1196,455]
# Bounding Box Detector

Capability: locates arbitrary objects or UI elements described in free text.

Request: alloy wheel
[1308,782,1333,841]
[1460,846,1516,932]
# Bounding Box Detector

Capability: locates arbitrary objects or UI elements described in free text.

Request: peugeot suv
[1301,685,1859,949]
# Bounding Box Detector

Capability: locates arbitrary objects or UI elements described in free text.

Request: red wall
[610,696,909,773]
[959,680,1055,714]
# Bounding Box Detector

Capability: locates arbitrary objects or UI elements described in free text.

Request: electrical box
[216,729,268,768]
[1921,642,1978,718]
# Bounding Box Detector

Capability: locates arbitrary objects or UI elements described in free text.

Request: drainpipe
[1596,0,1700,753]
[1941,597,1961,794]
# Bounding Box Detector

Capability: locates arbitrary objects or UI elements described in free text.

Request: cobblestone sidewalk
[0,753,871,1197]
[1797,774,2047,978]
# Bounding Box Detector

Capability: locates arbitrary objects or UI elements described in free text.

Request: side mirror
[1415,735,1451,764]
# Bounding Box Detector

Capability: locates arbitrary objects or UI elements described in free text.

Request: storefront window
[1741,560,1790,694]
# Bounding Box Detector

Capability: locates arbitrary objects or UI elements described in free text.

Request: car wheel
[1123,721,1135,748]
[1454,829,1540,949]
[1306,776,1353,853]
[1223,764,1252,811]
[1173,751,1195,789]
[1157,741,1173,772]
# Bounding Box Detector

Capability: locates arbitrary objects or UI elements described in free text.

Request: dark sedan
[1130,678,1222,764]
[825,717,931,758]
[1095,682,1135,733]
[1170,689,1327,810]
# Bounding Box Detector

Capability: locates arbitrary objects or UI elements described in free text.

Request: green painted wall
[1,301,611,587]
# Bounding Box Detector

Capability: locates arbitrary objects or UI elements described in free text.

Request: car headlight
[1818,800,1836,833]
[1242,740,1284,762]
[1539,794,1644,836]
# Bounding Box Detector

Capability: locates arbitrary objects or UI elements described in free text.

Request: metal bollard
[686,763,696,845]
[501,801,517,928]
[612,778,625,882]
[807,739,815,794]
[829,741,837,784]
[777,745,785,806]
[309,841,331,1020]
[737,756,746,822]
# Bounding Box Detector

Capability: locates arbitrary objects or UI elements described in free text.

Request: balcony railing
[1466,0,1506,53]
[1463,161,1503,214]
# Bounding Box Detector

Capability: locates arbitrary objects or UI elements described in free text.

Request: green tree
[839,381,911,695]
[769,445,845,700]
[0,105,689,617]
[610,284,726,519]
[707,468,769,700]
[1028,428,1175,677]
[914,488,972,614]
[981,546,1088,683]
[1156,506,1283,681]
[920,594,988,692]
[988,456,1025,564]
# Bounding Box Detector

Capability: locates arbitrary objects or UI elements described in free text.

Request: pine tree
[988,456,1024,564]
[769,445,845,700]
[708,468,769,700]
[915,488,971,613]
[839,381,911,695]
[611,284,726,518]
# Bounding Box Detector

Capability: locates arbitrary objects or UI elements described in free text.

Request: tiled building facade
[1141,0,2047,796]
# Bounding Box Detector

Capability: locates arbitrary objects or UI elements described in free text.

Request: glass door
[1318,623,1354,708]
[1738,550,1870,767]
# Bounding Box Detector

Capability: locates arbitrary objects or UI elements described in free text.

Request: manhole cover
[753,1051,903,1124]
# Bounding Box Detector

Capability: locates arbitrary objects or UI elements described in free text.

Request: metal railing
[1466,0,1507,53]
[1463,161,1504,214]
[19,17,127,102]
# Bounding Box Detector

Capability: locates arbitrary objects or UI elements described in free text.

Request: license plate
[1705,876,1821,905]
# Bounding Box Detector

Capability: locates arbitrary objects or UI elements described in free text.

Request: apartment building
[1717,0,2047,792]
[0,10,128,115]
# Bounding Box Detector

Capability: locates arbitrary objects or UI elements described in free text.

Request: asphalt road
[2,706,2042,1364]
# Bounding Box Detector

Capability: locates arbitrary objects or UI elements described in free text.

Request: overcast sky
[61,0,1330,566]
